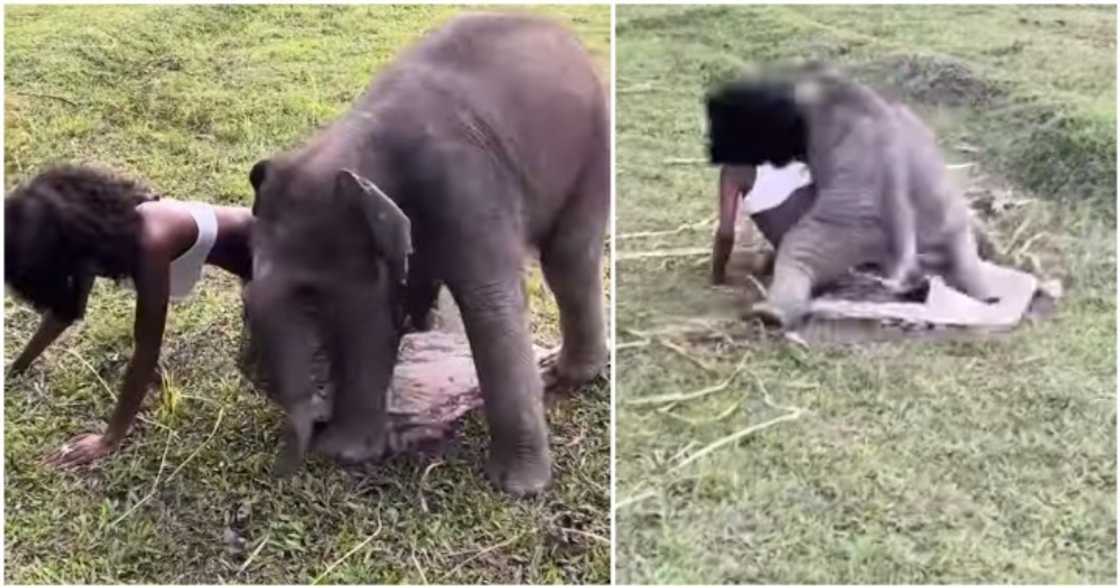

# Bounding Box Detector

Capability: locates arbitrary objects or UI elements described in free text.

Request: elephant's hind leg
[540,138,609,391]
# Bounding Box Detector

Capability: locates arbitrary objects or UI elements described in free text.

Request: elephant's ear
[336,169,413,285]
[249,159,270,215]
[250,160,269,192]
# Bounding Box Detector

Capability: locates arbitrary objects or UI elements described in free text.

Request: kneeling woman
[5,165,253,466]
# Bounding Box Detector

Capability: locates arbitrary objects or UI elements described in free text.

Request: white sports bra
[167,201,218,300]
[743,162,812,215]
[124,201,218,301]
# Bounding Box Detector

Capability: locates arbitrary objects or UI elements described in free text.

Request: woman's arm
[712,165,756,284]
[45,249,170,467]
[105,252,170,443]
[8,272,95,376]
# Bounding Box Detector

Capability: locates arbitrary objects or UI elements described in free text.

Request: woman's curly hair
[5,165,159,321]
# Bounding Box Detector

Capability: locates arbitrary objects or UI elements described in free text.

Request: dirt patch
[853,54,1007,108]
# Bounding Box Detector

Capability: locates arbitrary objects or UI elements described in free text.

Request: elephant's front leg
[943,223,1000,304]
[313,286,395,465]
[451,273,551,496]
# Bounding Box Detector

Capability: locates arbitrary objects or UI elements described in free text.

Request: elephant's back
[387,12,603,121]
[363,13,605,232]
[410,12,595,74]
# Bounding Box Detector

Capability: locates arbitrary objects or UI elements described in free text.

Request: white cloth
[124,201,218,301]
[167,202,218,300]
[743,162,812,214]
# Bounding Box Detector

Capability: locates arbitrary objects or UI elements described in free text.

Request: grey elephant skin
[711,165,997,284]
[243,13,609,496]
[706,64,995,327]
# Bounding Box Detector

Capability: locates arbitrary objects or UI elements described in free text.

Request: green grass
[4,5,609,584]
[615,5,1115,584]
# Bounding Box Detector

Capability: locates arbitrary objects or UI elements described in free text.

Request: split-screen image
[3,2,1116,585]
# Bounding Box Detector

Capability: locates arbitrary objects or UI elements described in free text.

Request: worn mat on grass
[384,330,549,451]
[720,240,1056,344]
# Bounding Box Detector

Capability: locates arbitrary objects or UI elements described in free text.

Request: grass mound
[857,50,1116,212]
[855,54,1008,107]
[983,97,1116,211]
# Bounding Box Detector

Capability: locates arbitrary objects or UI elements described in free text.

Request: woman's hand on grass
[43,433,116,468]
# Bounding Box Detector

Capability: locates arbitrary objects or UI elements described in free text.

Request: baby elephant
[706,64,997,328]
[244,13,608,496]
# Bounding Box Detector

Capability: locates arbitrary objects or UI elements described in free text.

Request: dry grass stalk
[655,337,719,375]
[618,247,710,262]
[312,508,385,584]
[614,489,658,511]
[443,531,529,581]
[671,409,804,471]
[618,216,715,241]
[626,349,750,406]
[660,400,740,425]
[237,532,272,576]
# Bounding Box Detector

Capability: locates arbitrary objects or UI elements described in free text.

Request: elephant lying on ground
[243,13,609,496]
[706,64,997,328]
[710,164,997,286]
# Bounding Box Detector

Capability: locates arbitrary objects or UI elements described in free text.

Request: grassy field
[615,5,1115,584]
[4,5,609,584]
